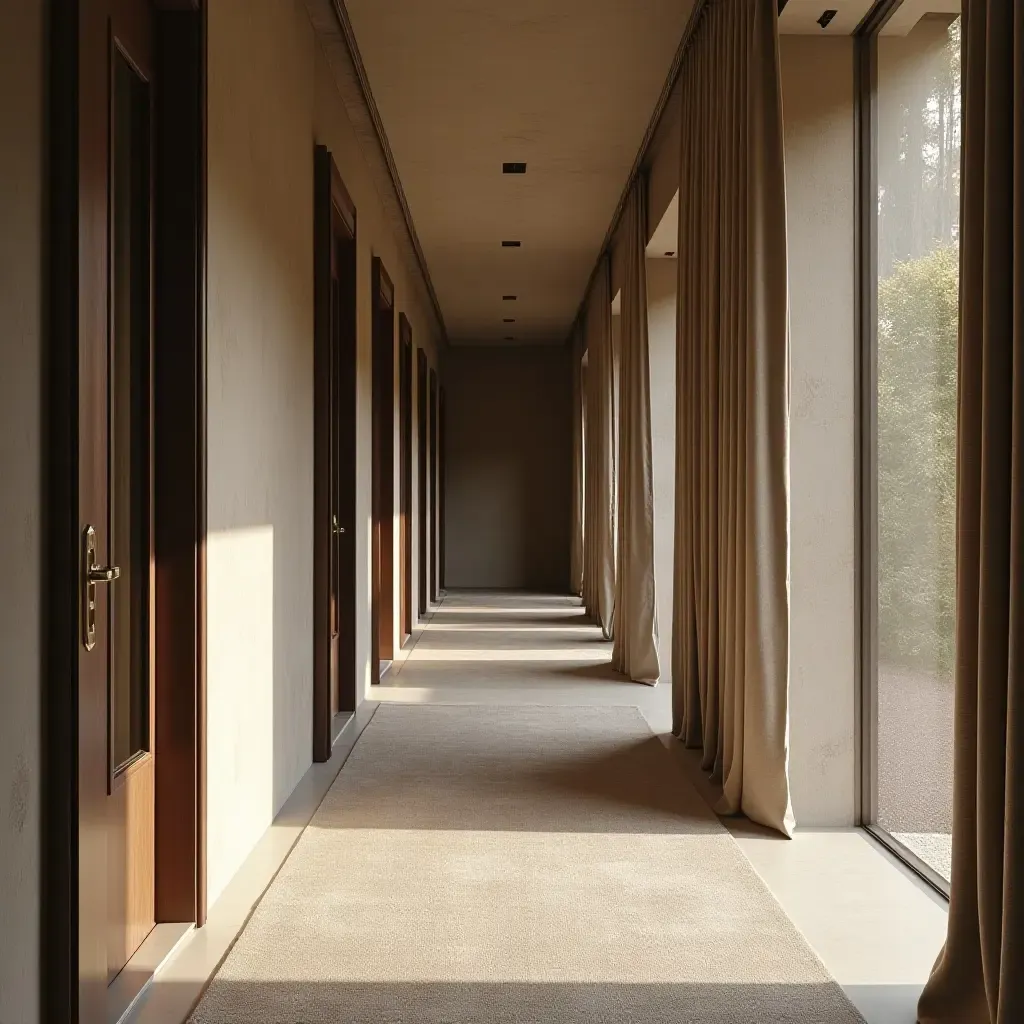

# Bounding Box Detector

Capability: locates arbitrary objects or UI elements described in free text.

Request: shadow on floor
[187,979,867,1023]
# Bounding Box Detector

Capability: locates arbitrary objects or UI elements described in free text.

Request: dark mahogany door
[79,0,158,989]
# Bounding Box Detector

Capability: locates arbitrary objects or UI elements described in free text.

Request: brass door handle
[82,525,120,651]
[332,515,345,535]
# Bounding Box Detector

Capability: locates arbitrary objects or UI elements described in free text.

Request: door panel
[79,0,157,986]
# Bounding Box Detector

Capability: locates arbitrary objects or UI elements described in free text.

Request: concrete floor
[383,590,950,1024]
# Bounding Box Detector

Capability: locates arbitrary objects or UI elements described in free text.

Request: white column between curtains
[611,184,661,683]
[670,0,795,836]
[582,258,616,638]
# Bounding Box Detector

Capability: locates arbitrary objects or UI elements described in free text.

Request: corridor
[187,594,861,1023]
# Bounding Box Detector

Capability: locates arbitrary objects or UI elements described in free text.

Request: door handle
[82,525,120,652]
[333,515,345,535]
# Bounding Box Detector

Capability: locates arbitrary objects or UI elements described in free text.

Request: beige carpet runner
[191,704,864,1022]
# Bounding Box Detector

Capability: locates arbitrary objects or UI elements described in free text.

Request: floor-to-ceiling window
[861,0,961,890]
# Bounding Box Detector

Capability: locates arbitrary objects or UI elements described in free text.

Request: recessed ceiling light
[503,318,516,323]
[502,162,527,174]
[501,240,522,247]
[502,295,517,301]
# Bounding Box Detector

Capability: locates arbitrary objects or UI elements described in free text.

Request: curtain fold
[671,0,794,836]
[582,258,616,637]
[917,2,1023,1021]
[570,326,585,597]
[611,183,661,683]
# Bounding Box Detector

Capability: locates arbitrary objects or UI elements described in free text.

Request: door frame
[312,144,357,762]
[398,315,413,640]
[429,367,439,603]
[417,347,429,617]
[370,257,395,682]
[46,3,207,1020]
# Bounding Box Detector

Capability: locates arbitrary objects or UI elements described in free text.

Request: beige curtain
[671,0,794,836]
[570,326,585,597]
[582,257,616,637]
[612,183,661,683]
[917,3,1023,1021]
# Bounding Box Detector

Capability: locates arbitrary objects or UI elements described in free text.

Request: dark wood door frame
[398,315,413,640]
[46,4,207,1021]
[417,348,429,617]
[429,368,439,603]
[439,386,446,592]
[313,145,357,763]
[370,257,395,683]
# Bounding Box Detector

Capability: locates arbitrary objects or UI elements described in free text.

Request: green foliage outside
[877,244,958,681]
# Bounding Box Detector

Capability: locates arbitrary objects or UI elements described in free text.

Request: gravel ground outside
[874,662,954,882]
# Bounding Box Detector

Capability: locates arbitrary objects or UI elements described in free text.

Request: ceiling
[344,0,696,346]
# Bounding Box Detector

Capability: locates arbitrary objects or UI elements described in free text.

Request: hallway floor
[144,592,947,1024]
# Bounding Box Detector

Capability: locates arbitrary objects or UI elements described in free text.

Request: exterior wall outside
[646,257,676,684]
[781,36,857,826]
[0,2,44,1019]
[445,346,571,591]
[205,0,441,908]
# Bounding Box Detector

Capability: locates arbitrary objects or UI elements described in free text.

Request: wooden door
[429,368,439,603]
[314,146,357,760]
[398,317,413,641]
[371,258,395,681]
[417,348,429,616]
[78,0,157,985]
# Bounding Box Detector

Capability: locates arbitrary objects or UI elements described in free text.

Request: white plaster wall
[781,36,857,826]
[646,258,677,684]
[0,2,43,1019]
[205,0,442,908]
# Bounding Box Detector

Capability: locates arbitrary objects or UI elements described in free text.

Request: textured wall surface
[0,2,43,1019]
[781,35,857,826]
[205,0,442,909]
[445,346,572,590]
[647,258,677,684]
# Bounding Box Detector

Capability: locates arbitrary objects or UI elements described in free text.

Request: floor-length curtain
[917,3,1023,1020]
[570,326,585,597]
[612,182,661,683]
[671,0,794,836]
[583,257,616,637]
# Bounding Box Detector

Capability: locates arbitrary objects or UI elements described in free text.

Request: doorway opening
[313,145,358,761]
[371,258,396,683]
[429,367,440,604]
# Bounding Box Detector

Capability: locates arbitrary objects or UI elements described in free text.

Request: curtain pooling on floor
[582,257,616,638]
[671,0,795,836]
[917,2,1023,1021]
[611,181,661,684]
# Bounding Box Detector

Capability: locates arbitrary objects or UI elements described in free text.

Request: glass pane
[111,52,151,773]
[873,8,961,883]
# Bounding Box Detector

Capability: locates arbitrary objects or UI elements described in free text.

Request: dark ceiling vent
[501,240,522,247]
[502,162,527,174]
[504,336,515,341]
[503,318,516,323]
[502,295,517,301]
[664,251,675,257]
[817,9,837,28]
